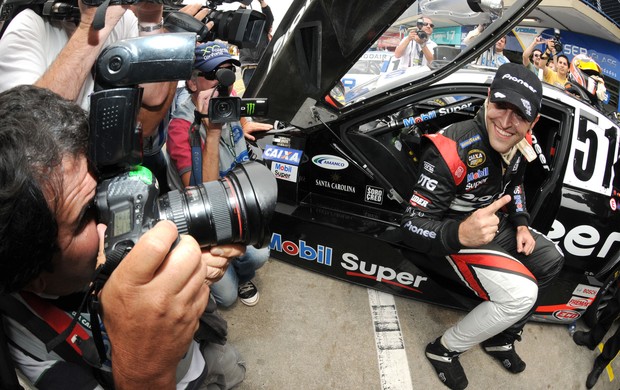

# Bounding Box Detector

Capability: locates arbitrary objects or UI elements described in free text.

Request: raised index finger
[482,194,512,214]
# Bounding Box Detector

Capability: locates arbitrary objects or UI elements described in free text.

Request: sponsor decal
[611,198,617,211]
[312,154,349,170]
[315,179,356,193]
[402,103,473,127]
[459,134,481,149]
[418,174,438,191]
[403,221,437,238]
[513,186,522,195]
[514,194,524,212]
[271,162,298,182]
[341,252,428,292]
[466,167,489,182]
[409,192,431,208]
[512,156,521,172]
[467,150,486,168]
[365,185,384,205]
[423,161,435,173]
[548,220,620,259]
[502,73,539,94]
[568,296,593,309]
[464,177,488,191]
[263,145,302,165]
[454,166,465,180]
[270,233,333,266]
[552,309,581,321]
[521,99,532,117]
[572,284,600,298]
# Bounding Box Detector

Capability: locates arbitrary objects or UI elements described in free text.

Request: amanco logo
[341,253,428,292]
[270,233,333,265]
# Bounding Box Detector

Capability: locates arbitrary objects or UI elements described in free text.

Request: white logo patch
[494,92,506,99]
[521,98,532,116]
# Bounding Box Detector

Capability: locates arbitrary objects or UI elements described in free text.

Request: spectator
[394,16,436,69]
[401,63,564,389]
[0,84,246,388]
[465,29,510,68]
[239,0,274,88]
[167,41,271,308]
[522,35,547,80]
[542,52,570,89]
[0,2,209,191]
[572,280,620,388]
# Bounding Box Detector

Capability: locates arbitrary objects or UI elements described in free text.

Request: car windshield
[328,0,619,114]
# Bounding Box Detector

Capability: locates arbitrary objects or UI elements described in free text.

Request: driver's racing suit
[400,106,564,352]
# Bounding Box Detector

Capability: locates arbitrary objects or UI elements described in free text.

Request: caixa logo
[312,154,349,170]
[552,309,581,321]
[270,233,333,265]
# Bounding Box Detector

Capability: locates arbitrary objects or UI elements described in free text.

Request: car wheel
[583,270,620,328]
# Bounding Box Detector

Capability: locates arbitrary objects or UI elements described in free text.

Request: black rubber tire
[583,270,620,328]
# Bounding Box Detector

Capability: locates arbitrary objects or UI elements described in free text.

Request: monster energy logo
[245,102,255,115]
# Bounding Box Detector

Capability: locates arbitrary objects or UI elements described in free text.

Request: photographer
[0,85,246,389]
[167,41,270,308]
[394,16,436,69]
[0,0,208,137]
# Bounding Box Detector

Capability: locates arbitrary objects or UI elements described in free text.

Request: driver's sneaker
[481,340,526,373]
[425,337,468,390]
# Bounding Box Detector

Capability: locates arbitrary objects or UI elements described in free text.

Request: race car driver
[400,63,564,390]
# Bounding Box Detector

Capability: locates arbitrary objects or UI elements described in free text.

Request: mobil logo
[270,233,333,265]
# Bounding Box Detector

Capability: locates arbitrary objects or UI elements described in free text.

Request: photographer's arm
[33,5,129,101]
[522,36,543,67]
[394,32,414,59]
[201,118,222,183]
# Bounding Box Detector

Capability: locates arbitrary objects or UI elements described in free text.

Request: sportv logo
[341,253,427,292]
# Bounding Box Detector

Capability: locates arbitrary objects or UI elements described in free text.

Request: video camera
[208,67,268,123]
[164,0,266,49]
[88,33,277,276]
[0,0,79,38]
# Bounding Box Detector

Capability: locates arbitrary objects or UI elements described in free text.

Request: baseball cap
[194,41,241,73]
[489,63,543,122]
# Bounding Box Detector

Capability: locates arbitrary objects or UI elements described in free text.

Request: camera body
[207,68,268,123]
[89,34,276,274]
[416,18,428,40]
[551,28,563,53]
[163,0,265,48]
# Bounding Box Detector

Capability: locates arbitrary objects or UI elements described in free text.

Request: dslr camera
[89,33,277,274]
[415,18,428,40]
[551,28,563,53]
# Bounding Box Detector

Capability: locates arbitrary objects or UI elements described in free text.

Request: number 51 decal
[564,108,618,196]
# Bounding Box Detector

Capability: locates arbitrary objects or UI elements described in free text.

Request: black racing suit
[401,106,564,352]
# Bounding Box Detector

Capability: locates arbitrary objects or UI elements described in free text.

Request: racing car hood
[245,0,541,129]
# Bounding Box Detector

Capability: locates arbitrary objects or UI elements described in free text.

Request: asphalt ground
[222,257,620,390]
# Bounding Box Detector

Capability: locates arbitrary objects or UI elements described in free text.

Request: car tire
[583,269,620,328]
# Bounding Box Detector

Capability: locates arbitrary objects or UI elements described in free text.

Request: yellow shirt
[543,69,568,89]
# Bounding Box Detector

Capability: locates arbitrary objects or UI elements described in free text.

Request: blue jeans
[210,245,269,307]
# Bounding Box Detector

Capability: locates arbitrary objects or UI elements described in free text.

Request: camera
[551,28,563,53]
[208,67,268,123]
[89,34,277,274]
[163,0,265,48]
[416,18,428,40]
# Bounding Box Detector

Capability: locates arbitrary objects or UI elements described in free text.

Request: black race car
[244,0,620,326]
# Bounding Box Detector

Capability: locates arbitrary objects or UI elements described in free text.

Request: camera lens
[157,162,277,247]
[214,100,233,118]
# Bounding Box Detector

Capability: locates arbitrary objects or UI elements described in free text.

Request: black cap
[489,63,543,122]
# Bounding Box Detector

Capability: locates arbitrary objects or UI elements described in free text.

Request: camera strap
[190,112,206,186]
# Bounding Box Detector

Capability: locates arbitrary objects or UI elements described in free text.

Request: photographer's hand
[203,244,246,285]
[99,220,211,389]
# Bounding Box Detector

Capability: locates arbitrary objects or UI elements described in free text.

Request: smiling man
[400,63,564,389]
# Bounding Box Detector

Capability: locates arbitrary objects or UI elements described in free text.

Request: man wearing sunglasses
[394,16,436,69]
[522,35,547,80]
[167,41,270,309]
